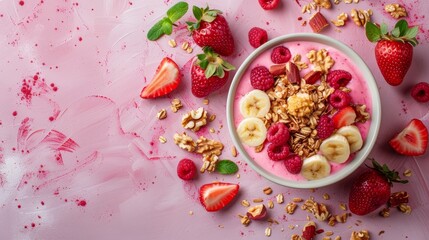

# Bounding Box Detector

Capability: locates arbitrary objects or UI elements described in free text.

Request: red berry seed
[329,89,351,109]
[271,46,291,64]
[248,27,268,48]
[284,154,302,174]
[267,143,290,161]
[327,70,352,89]
[177,159,197,180]
[250,66,274,90]
[267,122,290,145]
[411,82,429,103]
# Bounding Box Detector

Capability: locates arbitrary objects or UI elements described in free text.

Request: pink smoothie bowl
[226,33,381,189]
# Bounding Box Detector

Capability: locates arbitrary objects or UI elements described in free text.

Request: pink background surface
[1,0,428,239]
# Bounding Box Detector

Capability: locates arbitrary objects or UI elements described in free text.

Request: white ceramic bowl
[226,33,381,188]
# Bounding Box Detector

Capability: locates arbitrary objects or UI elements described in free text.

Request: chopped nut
[255,143,265,153]
[200,154,218,173]
[238,214,251,226]
[265,227,272,237]
[181,41,189,50]
[241,200,251,207]
[157,109,167,120]
[403,169,412,177]
[301,198,331,221]
[291,234,301,240]
[325,231,334,236]
[209,114,216,122]
[309,12,330,33]
[293,197,303,202]
[253,198,264,203]
[186,47,193,54]
[335,236,341,240]
[379,207,390,217]
[267,218,279,224]
[276,193,284,204]
[306,49,335,74]
[339,203,347,211]
[292,54,308,70]
[267,200,274,209]
[314,0,332,9]
[195,136,224,157]
[209,128,215,133]
[398,203,412,214]
[202,98,209,105]
[354,104,370,123]
[322,237,331,240]
[182,107,208,132]
[323,193,330,200]
[263,187,273,195]
[350,9,372,27]
[285,62,301,83]
[285,202,298,214]
[171,98,183,112]
[331,12,348,27]
[158,136,167,144]
[168,39,177,48]
[335,213,348,223]
[388,191,409,207]
[350,230,370,240]
[385,3,407,19]
[231,145,238,157]
[189,210,193,215]
[173,132,196,152]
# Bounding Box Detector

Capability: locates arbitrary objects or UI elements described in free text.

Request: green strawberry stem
[186,5,222,32]
[366,159,408,185]
[365,20,419,47]
[196,47,235,79]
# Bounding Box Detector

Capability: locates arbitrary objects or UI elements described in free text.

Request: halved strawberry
[332,106,356,129]
[140,57,180,99]
[389,119,428,156]
[199,182,239,212]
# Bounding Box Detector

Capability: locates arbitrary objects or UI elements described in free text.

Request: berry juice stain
[12,111,17,116]
[19,1,24,6]
[76,199,87,207]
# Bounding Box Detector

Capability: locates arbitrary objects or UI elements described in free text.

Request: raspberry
[329,89,351,109]
[258,0,280,10]
[327,70,352,89]
[250,66,274,90]
[177,158,197,180]
[271,46,291,64]
[267,143,290,161]
[267,123,290,145]
[411,82,429,103]
[248,27,268,48]
[284,154,302,174]
[317,115,335,139]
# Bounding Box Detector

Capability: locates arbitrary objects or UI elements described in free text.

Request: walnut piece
[350,230,370,240]
[385,3,407,19]
[331,12,348,27]
[182,107,208,132]
[173,132,196,152]
[354,104,370,123]
[350,9,372,27]
[285,202,298,214]
[157,109,167,120]
[170,98,183,112]
[314,0,332,9]
[306,49,335,74]
[200,154,218,173]
[301,198,331,221]
[195,136,224,156]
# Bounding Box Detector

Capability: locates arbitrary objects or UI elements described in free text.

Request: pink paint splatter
[19,1,24,6]
[76,199,87,207]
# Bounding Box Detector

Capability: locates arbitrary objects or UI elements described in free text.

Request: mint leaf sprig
[215,160,239,175]
[365,19,419,46]
[147,2,188,41]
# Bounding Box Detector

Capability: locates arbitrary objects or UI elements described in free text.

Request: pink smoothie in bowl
[226,33,381,188]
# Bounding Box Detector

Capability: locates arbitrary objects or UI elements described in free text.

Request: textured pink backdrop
[0,0,428,239]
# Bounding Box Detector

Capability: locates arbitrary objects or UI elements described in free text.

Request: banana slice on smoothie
[336,125,363,153]
[239,89,271,118]
[301,154,331,180]
[319,134,350,163]
[237,117,267,147]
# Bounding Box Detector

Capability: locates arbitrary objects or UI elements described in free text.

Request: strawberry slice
[332,106,356,129]
[140,57,180,99]
[389,119,428,156]
[199,182,239,212]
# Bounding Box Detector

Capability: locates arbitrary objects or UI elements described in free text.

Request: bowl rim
[226,33,381,189]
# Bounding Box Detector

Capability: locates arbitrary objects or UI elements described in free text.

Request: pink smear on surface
[17,118,32,152]
[40,130,79,152]
[76,199,87,207]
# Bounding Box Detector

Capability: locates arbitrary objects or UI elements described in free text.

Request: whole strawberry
[191,47,235,98]
[187,6,235,56]
[366,20,419,86]
[349,160,408,216]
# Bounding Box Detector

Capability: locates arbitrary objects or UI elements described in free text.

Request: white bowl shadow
[226,33,381,189]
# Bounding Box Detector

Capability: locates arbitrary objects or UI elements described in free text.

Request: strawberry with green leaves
[349,159,408,216]
[191,47,235,98]
[366,20,419,86]
[187,6,235,56]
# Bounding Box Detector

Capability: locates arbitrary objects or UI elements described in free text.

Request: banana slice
[336,125,363,153]
[319,134,350,163]
[301,154,331,180]
[237,117,267,147]
[239,90,271,118]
